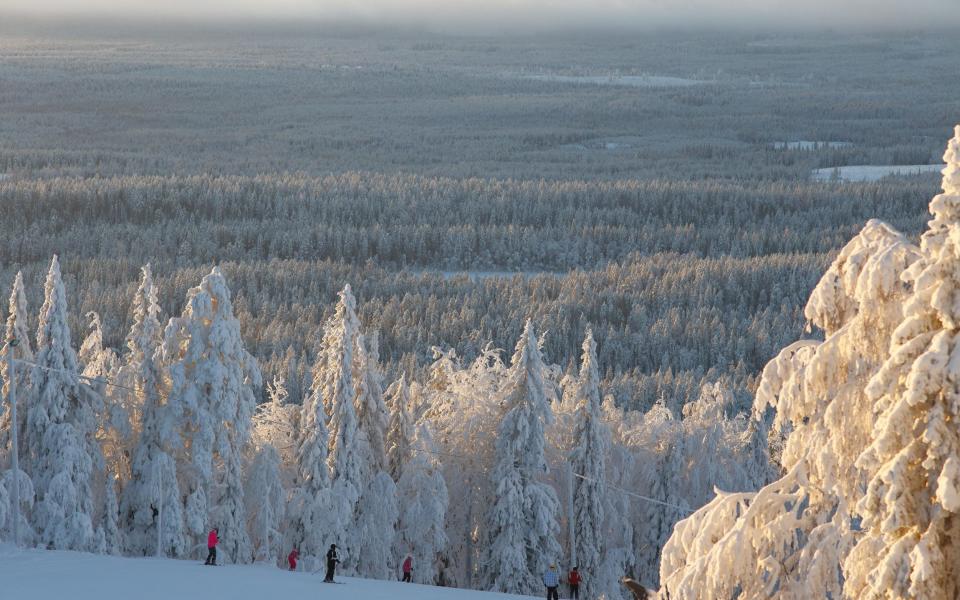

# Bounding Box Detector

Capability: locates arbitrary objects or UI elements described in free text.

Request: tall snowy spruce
[844,125,960,599]
[568,329,611,600]
[483,321,561,595]
[396,426,449,585]
[352,331,398,578]
[162,267,262,563]
[26,256,99,551]
[1,271,34,471]
[295,284,373,572]
[289,340,335,565]
[385,375,414,482]
[118,265,186,557]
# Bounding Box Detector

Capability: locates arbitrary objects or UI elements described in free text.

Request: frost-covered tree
[245,445,285,564]
[355,471,399,579]
[163,267,262,563]
[396,426,449,585]
[482,321,562,595]
[118,265,186,558]
[0,468,35,545]
[385,375,414,482]
[844,125,960,600]
[355,332,389,475]
[568,329,610,599]
[0,271,33,471]
[26,256,98,551]
[659,213,922,598]
[252,375,299,486]
[98,477,122,555]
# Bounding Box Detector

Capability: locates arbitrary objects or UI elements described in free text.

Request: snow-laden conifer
[119,265,186,557]
[27,256,98,551]
[0,271,33,470]
[843,125,960,600]
[482,321,561,595]
[355,332,388,474]
[396,426,449,585]
[355,471,399,579]
[385,375,414,482]
[659,214,921,598]
[568,328,610,600]
[163,267,262,563]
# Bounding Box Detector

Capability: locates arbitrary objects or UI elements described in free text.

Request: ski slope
[0,544,539,600]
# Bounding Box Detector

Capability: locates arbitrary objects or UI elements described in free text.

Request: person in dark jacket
[568,566,581,599]
[287,548,299,571]
[324,544,340,582]
[204,528,219,565]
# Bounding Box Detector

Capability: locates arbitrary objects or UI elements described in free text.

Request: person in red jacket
[204,528,219,566]
[401,554,413,582]
[288,548,300,571]
[568,566,581,599]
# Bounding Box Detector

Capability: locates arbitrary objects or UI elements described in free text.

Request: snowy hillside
[0,544,538,600]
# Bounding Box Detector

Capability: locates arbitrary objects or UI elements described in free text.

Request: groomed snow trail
[0,545,538,600]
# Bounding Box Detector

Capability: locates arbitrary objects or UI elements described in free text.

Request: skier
[204,528,219,565]
[568,566,581,599]
[401,554,413,582]
[323,543,340,583]
[288,548,299,571]
[543,563,560,600]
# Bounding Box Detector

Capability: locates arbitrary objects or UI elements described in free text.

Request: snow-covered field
[522,73,705,87]
[772,141,851,150]
[812,163,945,182]
[0,545,538,600]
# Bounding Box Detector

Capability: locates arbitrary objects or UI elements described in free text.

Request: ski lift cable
[10,357,141,394]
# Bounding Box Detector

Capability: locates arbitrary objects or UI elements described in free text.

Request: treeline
[0,172,929,410]
[0,258,768,596]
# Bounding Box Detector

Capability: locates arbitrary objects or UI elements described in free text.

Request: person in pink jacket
[204,528,219,566]
[401,554,413,582]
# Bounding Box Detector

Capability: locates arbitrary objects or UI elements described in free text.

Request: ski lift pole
[6,339,20,548]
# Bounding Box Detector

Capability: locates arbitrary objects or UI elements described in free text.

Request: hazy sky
[4,0,958,33]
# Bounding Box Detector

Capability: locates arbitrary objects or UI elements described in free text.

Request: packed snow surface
[0,545,539,600]
[812,164,945,182]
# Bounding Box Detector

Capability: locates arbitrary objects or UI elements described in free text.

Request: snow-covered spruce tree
[0,466,36,544]
[355,471,399,579]
[396,426,449,585]
[27,256,99,551]
[118,265,186,558]
[659,215,921,598]
[162,267,262,563]
[385,374,414,482]
[844,126,960,599]
[324,285,371,574]
[288,342,335,565]
[0,271,34,471]
[98,477,121,555]
[482,321,562,595]
[354,332,389,474]
[245,445,285,564]
[568,328,611,599]
[351,330,399,578]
